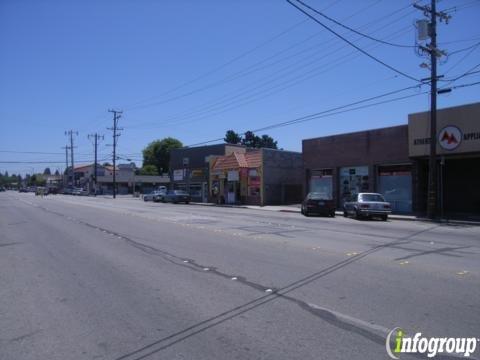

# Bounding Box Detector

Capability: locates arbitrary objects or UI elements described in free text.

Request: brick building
[303,125,413,213]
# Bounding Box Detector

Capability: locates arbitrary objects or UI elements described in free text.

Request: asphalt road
[1,192,479,360]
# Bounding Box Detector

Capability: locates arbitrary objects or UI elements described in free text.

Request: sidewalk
[190,202,480,226]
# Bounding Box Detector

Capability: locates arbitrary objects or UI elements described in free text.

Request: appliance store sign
[408,106,480,156]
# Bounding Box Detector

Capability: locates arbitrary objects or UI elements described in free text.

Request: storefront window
[377,165,412,213]
[339,166,369,204]
[310,169,333,199]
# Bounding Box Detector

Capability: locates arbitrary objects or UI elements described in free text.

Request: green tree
[241,131,260,148]
[142,137,183,174]
[224,130,241,144]
[139,165,159,175]
[43,167,51,175]
[258,134,278,149]
[239,130,278,149]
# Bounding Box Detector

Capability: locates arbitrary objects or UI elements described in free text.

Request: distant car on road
[301,192,335,217]
[0,186,5,192]
[143,190,166,202]
[163,190,191,204]
[72,187,88,196]
[343,192,391,221]
[18,188,28,193]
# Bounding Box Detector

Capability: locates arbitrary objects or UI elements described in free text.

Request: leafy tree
[29,174,37,186]
[43,167,51,175]
[54,170,60,176]
[241,131,260,148]
[102,162,111,167]
[238,130,278,149]
[142,137,183,174]
[139,165,159,175]
[258,134,278,149]
[224,130,241,144]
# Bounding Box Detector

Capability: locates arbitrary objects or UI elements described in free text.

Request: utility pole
[108,110,123,199]
[414,0,449,219]
[88,133,104,196]
[65,130,78,188]
[61,145,70,188]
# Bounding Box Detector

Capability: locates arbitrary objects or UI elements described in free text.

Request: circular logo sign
[438,126,462,151]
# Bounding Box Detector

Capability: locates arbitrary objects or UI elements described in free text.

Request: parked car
[143,190,166,202]
[72,187,88,196]
[301,192,336,217]
[18,187,28,193]
[343,193,391,221]
[0,186,5,192]
[163,190,191,204]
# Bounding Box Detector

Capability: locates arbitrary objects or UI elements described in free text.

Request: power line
[443,44,480,75]
[120,0,347,111]
[122,1,415,116]
[286,0,420,82]
[447,41,480,56]
[126,24,414,131]
[187,83,425,147]
[292,0,416,48]
[186,79,480,148]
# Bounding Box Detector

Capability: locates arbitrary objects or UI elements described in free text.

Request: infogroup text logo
[386,327,479,359]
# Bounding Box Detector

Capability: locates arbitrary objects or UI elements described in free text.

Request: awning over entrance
[211,151,261,171]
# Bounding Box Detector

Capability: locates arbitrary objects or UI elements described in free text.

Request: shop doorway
[442,157,480,216]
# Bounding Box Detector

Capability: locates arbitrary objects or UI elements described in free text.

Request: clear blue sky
[1,0,479,176]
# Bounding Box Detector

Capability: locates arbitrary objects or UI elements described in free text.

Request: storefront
[170,143,247,202]
[408,102,480,216]
[209,148,303,206]
[303,125,413,213]
[209,151,263,205]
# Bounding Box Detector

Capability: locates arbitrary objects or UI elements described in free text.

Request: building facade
[209,148,303,205]
[303,125,413,213]
[71,163,169,194]
[409,102,480,216]
[303,102,480,217]
[170,144,246,202]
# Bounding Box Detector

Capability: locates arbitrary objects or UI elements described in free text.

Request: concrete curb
[189,202,480,226]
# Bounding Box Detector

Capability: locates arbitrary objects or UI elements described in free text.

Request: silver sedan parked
[143,190,165,202]
[343,193,391,221]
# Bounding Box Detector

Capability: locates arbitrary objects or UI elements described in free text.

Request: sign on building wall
[408,103,480,157]
[173,169,184,181]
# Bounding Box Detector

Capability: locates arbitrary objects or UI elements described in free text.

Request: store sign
[408,103,480,156]
[173,169,184,181]
[190,169,204,178]
[438,126,462,151]
[227,170,239,181]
